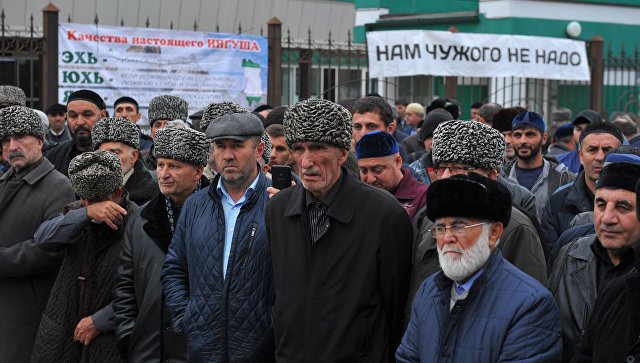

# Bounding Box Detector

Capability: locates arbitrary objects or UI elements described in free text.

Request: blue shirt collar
[454,267,485,295]
[216,173,260,205]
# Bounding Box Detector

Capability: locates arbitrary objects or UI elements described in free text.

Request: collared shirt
[454,267,485,295]
[449,267,485,310]
[216,174,259,279]
[122,166,135,185]
[304,171,344,244]
[591,238,640,290]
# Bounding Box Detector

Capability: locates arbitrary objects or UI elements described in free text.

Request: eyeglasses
[429,222,486,238]
[434,165,477,176]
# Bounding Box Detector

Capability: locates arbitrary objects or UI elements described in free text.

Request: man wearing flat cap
[408,120,547,312]
[163,112,274,362]
[542,122,625,250]
[44,89,107,177]
[0,106,75,362]
[92,117,158,205]
[141,95,189,170]
[44,103,71,144]
[0,85,26,109]
[113,127,211,362]
[548,161,640,362]
[503,111,575,220]
[397,173,561,362]
[356,130,427,221]
[266,98,413,362]
[30,150,137,362]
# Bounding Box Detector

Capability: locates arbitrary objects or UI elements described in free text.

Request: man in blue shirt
[163,112,274,362]
[397,173,561,363]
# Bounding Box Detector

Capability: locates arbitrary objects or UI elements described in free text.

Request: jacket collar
[141,175,210,253]
[394,167,421,200]
[567,234,598,261]
[283,167,357,224]
[434,248,505,299]
[566,171,593,212]
[208,163,268,208]
[0,157,54,185]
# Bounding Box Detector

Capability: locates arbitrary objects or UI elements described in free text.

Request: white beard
[437,224,492,282]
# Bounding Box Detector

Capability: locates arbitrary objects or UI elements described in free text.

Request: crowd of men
[0,83,639,362]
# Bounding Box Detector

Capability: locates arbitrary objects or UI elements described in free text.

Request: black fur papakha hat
[426,173,512,228]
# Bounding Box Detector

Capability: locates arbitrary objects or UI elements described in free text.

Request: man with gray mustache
[397,173,561,362]
[0,105,74,362]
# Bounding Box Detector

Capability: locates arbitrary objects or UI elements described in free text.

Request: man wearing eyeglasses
[397,173,561,362]
[408,120,547,311]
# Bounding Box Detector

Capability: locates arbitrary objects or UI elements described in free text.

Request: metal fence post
[42,3,59,108]
[589,35,604,113]
[267,17,282,107]
[445,26,459,100]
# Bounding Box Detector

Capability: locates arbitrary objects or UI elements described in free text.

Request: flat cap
[92,117,141,150]
[67,89,106,110]
[68,150,123,200]
[206,112,264,141]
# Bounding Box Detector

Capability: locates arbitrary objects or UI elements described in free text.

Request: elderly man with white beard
[397,173,562,363]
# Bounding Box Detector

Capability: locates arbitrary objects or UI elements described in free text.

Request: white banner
[366,30,590,81]
[58,23,268,115]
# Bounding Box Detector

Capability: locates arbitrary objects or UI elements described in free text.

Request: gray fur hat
[68,150,123,200]
[0,86,26,106]
[154,127,208,166]
[261,131,271,165]
[432,120,506,171]
[148,95,188,125]
[284,99,353,150]
[201,101,249,132]
[92,117,141,150]
[0,105,46,140]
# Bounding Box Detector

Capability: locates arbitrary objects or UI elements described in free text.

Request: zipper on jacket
[241,224,258,267]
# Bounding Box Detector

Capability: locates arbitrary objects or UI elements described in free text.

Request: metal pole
[42,2,60,108]
[267,17,282,106]
[589,35,604,113]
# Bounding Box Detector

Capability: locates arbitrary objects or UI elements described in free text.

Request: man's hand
[86,201,127,230]
[267,180,296,199]
[74,316,100,346]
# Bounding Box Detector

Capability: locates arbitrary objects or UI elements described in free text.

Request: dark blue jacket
[397,250,562,363]
[557,150,581,174]
[541,172,593,250]
[163,170,274,362]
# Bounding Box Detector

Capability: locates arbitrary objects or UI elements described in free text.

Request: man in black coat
[0,105,75,362]
[113,125,211,362]
[43,89,107,177]
[266,99,413,362]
